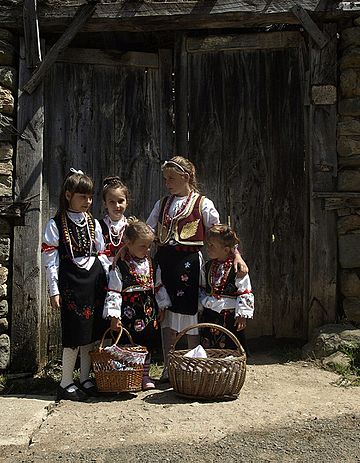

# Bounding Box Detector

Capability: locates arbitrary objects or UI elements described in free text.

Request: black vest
[205,260,238,298]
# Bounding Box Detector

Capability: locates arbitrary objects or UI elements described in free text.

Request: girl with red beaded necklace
[103,218,165,390]
[42,169,108,402]
[146,156,248,381]
[200,224,254,354]
[99,176,129,265]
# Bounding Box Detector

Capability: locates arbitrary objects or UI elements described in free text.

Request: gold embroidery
[179,219,200,240]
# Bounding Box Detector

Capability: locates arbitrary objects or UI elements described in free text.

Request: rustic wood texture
[291,5,330,48]
[0,1,356,33]
[175,33,188,156]
[11,38,44,372]
[23,1,98,94]
[186,33,306,338]
[23,0,42,68]
[308,23,338,336]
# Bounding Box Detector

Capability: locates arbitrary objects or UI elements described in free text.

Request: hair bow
[69,167,84,175]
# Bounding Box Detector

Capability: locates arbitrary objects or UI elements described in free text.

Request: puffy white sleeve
[235,274,254,319]
[41,219,60,297]
[201,197,220,230]
[155,265,172,310]
[103,267,123,319]
[94,219,111,276]
[146,200,161,232]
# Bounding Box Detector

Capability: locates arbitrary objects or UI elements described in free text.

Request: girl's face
[163,168,190,196]
[127,237,153,259]
[206,237,231,261]
[65,191,93,213]
[103,187,128,221]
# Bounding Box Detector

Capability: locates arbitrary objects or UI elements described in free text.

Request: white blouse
[42,212,107,297]
[146,195,220,235]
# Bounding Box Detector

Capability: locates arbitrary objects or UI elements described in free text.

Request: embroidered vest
[117,256,154,292]
[54,212,97,260]
[99,219,122,258]
[157,193,205,246]
[205,260,238,298]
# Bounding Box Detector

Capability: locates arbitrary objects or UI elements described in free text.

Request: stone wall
[338,20,360,325]
[0,29,16,370]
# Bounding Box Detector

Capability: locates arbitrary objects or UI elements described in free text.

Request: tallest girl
[147,156,247,380]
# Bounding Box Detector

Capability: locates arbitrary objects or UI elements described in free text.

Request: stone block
[0,87,14,116]
[0,44,14,67]
[0,161,13,176]
[0,143,12,161]
[0,285,7,298]
[0,238,10,265]
[340,69,360,98]
[343,297,360,323]
[0,30,15,46]
[0,219,11,235]
[0,318,8,334]
[337,214,360,234]
[0,175,12,196]
[0,334,9,369]
[0,114,13,142]
[0,266,8,285]
[0,300,8,318]
[322,351,351,371]
[340,46,360,70]
[341,27,360,49]
[339,154,360,167]
[339,234,360,268]
[0,67,16,92]
[341,270,360,297]
[339,98,360,116]
[337,117,360,135]
[338,169,360,191]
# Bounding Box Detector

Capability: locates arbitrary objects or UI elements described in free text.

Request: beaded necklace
[61,211,95,268]
[125,252,154,290]
[208,256,233,299]
[162,191,194,226]
[104,215,127,248]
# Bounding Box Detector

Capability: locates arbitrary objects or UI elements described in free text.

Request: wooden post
[307,23,338,336]
[23,0,42,68]
[158,48,174,160]
[11,38,44,372]
[175,33,188,156]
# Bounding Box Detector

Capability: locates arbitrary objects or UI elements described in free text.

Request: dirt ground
[2,354,360,463]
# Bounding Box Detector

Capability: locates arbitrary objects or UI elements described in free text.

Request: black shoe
[56,383,88,402]
[79,379,99,397]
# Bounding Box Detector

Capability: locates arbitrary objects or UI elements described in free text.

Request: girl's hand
[110,317,122,331]
[233,252,248,277]
[157,309,166,323]
[50,294,61,310]
[234,316,246,331]
[112,244,128,270]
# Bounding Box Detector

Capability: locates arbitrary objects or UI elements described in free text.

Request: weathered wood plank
[291,5,330,48]
[23,0,42,68]
[187,31,303,53]
[57,48,159,68]
[23,1,98,94]
[158,49,174,159]
[175,33,188,156]
[11,38,44,372]
[307,23,338,337]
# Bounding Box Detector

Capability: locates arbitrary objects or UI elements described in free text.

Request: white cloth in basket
[184,345,207,359]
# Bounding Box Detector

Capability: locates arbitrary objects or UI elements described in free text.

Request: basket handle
[99,326,135,350]
[171,322,246,356]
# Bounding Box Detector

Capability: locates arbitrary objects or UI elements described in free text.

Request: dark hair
[124,217,155,243]
[57,171,94,215]
[162,155,200,193]
[102,176,130,202]
[206,224,239,248]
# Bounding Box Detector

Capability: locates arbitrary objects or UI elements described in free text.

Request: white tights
[60,343,94,389]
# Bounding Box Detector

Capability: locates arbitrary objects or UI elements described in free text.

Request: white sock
[60,347,79,389]
[80,343,94,386]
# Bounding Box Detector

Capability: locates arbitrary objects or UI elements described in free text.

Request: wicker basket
[90,327,147,393]
[168,323,246,400]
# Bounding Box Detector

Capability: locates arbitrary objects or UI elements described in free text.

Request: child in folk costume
[146,156,248,380]
[42,169,108,402]
[103,219,166,390]
[99,176,129,265]
[200,224,254,354]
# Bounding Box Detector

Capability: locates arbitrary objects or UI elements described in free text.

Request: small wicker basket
[168,323,246,400]
[90,327,147,393]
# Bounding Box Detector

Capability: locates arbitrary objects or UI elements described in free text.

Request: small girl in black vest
[147,156,248,380]
[42,169,108,401]
[200,224,254,354]
[99,176,129,265]
[103,219,163,390]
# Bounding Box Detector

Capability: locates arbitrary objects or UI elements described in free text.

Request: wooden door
[42,48,173,360]
[183,32,307,339]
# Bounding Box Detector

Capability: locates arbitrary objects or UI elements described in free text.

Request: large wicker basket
[168,323,246,400]
[90,327,147,393]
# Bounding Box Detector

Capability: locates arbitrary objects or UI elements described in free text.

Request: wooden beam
[175,33,188,157]
[23,0,42,68]
[57,48,159,68]
[291,5,330,48]
[23,1,98,94]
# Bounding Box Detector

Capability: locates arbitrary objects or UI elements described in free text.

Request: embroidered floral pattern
[124,306,136,319]
[184,261,191,269]
[180,274,189,282]
[62,287,96,319]
[177,290,184,297]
